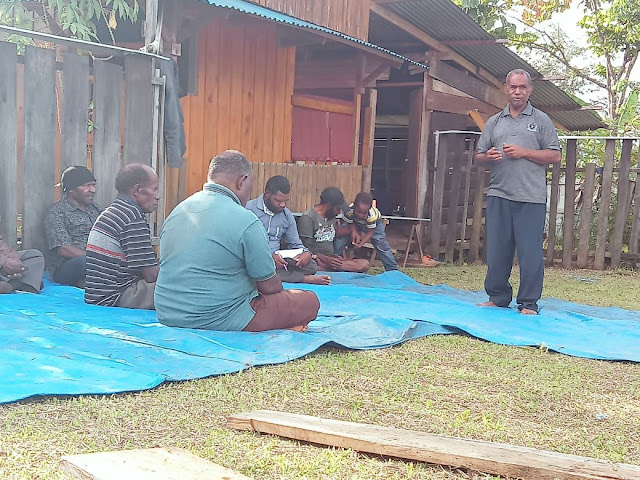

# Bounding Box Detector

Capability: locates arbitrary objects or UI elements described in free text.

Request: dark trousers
[334,221,398,271]
[277,258,318,283]
[485,196,546,312]
[54,255,86,286]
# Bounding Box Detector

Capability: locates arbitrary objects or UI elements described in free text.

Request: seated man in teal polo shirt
[155,150,320,332]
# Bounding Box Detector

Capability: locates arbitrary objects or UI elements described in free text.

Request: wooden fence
[426,132,640,269]
[249,162,363,213]
[0,40,161,253]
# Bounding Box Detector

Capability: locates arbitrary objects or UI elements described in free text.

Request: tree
[454,0,640,132]
[0,0,139,42]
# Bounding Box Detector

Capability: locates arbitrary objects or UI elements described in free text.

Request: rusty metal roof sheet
[370,0,604,131]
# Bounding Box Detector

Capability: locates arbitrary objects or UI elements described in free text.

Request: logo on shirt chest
[527,123,538,132]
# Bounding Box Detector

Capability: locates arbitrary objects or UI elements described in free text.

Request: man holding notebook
[246,175,330,285]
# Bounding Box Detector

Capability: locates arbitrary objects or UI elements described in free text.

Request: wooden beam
[60,448,252,480]
[428,59,507,108]
[361,89,378,191]
[227,411,640,480]
[362,63,390,86]
[292,94,355,115]
[376,81,423,88]
[426,91,500,117]
[370,3,504,89]
[467,110,487,130]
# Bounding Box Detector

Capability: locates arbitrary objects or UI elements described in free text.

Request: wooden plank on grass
[576,163,597,268]
[595,139,616,270]
[0,42,18,248]
[60,447,251,479]
[23,46,56,254]
[546,162,560,266]
[227,410,640,480]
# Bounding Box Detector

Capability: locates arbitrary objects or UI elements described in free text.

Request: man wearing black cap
[44,166,101,287]
[298,187,370,273]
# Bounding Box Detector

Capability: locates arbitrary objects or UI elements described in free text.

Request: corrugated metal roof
[370,0,604,131]
[204,0,428,69]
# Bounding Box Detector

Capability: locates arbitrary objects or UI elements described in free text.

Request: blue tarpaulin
[1,271,638,404]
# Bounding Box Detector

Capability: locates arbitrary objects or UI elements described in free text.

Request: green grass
[1,266,639,479]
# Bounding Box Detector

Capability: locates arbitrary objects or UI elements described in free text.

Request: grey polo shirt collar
[500,101,534,118]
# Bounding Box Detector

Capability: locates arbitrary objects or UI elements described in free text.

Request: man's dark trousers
[54,255,86,286]
[484,196,545,312]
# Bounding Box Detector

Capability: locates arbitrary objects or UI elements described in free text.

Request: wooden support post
[576,163,597,268]
[562,139,577,268]
[630,168,640,255]
[610,139,633,268]
[468,166,486,264]
[429,132,448,258]
[360,89,377,192]
[546,162,560,266]
[595,139,616,270]
[351,54,365,166]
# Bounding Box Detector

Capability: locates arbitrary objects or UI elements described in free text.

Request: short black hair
[354,191,373,209]
[265,175,290,195]
[115,164,154,194]
[208,150,252,181]
[320,187,345,206]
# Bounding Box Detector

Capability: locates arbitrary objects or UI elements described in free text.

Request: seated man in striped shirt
[84,164,160,309]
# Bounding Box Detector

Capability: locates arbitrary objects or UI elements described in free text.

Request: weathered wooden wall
[251,0,370,40]
[0,41,157,251]
[249,162,362,213]
[181,19,295,196]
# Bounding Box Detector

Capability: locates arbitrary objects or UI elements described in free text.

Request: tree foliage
[454,0,640,132]
[0,0,139,42]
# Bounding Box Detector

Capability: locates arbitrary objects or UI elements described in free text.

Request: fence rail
[427,132,640,269]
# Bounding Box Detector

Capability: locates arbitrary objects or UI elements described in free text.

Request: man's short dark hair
[208,150,252,181]
[115,164,153,194]
[265,175,290,195]
[354,191,373,209]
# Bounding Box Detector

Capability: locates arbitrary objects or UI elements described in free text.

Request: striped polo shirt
[84,195,157,306]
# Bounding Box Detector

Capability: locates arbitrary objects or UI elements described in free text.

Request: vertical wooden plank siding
[545,163,560,266]
[562,140,577,268]
[0,42,18,248]
[61,53,90,169]
[184,20,296,194]
[360,89,377,192]
[457,138,475,264]
[576,163,597,268]
[23,46,56,253]
[252,0,370,41]
[468,168,486,263]
[594,139,616,270]
[93,61,123,209]
[123,55,154,164]
[630,169,640,255]
[610,139,633,268]
[429,133,448,257]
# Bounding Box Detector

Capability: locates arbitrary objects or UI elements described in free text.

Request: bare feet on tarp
[520,308,538,315]
[304,275,331,285]
[477,300,499,307]
[288,324,309,333]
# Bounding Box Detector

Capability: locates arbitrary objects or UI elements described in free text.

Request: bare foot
[477,301,498,307]
[288,324,309,332]
[304,275,331,285]
[520,308,538,315]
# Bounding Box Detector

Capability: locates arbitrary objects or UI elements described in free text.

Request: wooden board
[124,55,154,165]
[562,140,577,268]
[93,61,123,209]
[468,168,486,263]
[610,139,633,268]
[545,162,560,266]
[23,46,56,254]
[60,447,251,479]
[0,42,18,248]
[227,410,640,480]
[62,52,90,169]
[594,139,616,270]
[576,163,597,268]
[630,170,640,255]
[429,133,449,257]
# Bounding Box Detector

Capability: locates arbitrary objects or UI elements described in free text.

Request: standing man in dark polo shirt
[155,150,319,332]
[475,69,561,315]
[246,175,330,285]
[84,164,160,309]
[44,166,100,287]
